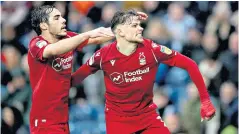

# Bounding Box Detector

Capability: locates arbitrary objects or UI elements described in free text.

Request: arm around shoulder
[43,33,90,58]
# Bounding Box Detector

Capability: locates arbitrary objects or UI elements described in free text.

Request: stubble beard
[55,32,67,39]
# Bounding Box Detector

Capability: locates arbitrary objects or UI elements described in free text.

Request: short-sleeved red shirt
[28,31,87,125]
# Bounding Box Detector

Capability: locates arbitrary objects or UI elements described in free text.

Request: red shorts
[105,110,170,134]
[30,119,69,134]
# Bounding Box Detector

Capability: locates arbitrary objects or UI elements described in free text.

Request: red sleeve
[28,37,48,61]
[71,49,101,86]
[167,53,210,102]
[149,40,210,102]
[150,41,177,66]
[67,31,89,51]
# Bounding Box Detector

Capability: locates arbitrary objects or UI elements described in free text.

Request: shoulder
[92,41,116,61]
[29,36,48,48]
[143,38,153,44]
[142,38,158,49]
[29,36,42,44]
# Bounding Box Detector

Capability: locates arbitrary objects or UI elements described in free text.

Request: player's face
[47,8,67,37]
[121,16,144,43]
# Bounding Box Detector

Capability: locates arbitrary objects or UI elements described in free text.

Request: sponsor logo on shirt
[110,67,150,84]
[109,72,124,84]
[52,55,73,71]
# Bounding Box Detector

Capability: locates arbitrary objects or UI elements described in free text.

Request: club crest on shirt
[36,40,47,48]
[160,46,172,55]
[139,52,146,65]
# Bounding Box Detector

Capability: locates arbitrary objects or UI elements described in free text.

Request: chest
[104,48,156,70]
[102,49,158,84]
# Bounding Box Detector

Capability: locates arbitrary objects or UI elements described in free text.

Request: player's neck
[117,40,137,56]
[40,32,60,44]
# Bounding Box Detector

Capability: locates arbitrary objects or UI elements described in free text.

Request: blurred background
[1,1,238,134]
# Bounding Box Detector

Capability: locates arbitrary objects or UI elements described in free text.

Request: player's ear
[116,28,124,37]
[40,22,48,31]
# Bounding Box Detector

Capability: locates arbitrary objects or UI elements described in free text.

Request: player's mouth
[61,25,66,30]
[137,33,142,37]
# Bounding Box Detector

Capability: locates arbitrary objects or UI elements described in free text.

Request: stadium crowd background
[1,1,238,134]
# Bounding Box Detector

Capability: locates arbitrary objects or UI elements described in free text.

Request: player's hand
[200,99,216,122]
[137,11,148,21]
[89,27,114,38]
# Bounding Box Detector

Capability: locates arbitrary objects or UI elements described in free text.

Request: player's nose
[61,17,66,24]
[139,26,143,31]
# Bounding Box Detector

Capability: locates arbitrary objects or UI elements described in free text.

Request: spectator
[219,32,238,87]
[199,58,229,97]
[181,28,203,64]
[1,24,28,55]
[153,88,177,119]
[181,82,202,134]
[164,113,185,134]
[218,82,238,133]
[205,2,235,52]
[1,105,29,134]
[163,2,196,52]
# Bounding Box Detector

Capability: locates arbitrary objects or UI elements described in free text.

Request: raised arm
[43,27,111,58]
[87,27,115,44]
[75,27,114,51]
[43,32,90,58]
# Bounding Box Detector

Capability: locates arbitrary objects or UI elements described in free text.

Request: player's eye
[54,15,60,20]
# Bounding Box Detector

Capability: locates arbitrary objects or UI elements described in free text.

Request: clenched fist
[200,100,216,122]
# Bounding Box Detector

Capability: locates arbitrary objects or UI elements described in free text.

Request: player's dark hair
[31,5,55,35]
[111,9,138,32]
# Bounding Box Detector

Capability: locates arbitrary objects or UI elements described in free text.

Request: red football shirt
[75,39,178,116]
[28,31,87,125]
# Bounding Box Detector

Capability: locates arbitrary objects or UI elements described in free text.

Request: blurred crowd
[1,1,238,134]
